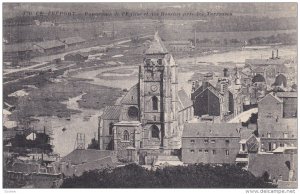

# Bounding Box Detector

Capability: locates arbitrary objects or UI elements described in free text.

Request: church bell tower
[138,32,179,150]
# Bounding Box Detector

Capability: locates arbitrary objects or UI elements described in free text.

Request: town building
[33,40,66,55]
[239,66,253,87]
[247,90,298,184]
[5,161,62,188]
[181,123,244,164]
[64,52,89,62]
[191,68,244,121]
[235,131,259,168]
[4,42,34,61]
[248,150,297,183]
[59,149,116,177]
[276,92,297,118]
[59,36,86,48]
[228,72,244,117]
[245,50,288,67]
[247,74,267,104]
[177,89,194,129]
[99,32,194,164]
[166,41,193,52]
[272,74,289,91]
[257,92,297,153]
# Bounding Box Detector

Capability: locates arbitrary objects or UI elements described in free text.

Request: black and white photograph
[2,2,298,190]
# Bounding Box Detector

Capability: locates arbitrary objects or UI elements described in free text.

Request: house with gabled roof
[59,36,86,48]
[257,92,297,153]
[59,149,116,177]
[192,76,233,121]
[33,40,65,55]
[182,123,244,164]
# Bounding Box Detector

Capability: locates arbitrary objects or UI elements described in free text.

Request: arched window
[109,122,114,135]
[152,96,158,110]
[123,130,129,141]
[145,59,151,66]
[157,59,162,65]
[151,125,160,138]
[153,115,156,121]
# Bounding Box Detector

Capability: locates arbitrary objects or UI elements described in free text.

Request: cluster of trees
[194,16,296,32]
[247,33,297,45]
[10,132,53,153]
[188,32,296,48]
[242,113,258,128]
[87,138,99,149]
[61,163,276,188]
[188,38,243,46]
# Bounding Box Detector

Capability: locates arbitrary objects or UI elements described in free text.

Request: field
[4,20,156,43]
[4,17,297,45]
[96,67,138,80]
[8,75,123,123]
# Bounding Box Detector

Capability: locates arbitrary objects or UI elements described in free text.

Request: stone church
[99,33,194,164]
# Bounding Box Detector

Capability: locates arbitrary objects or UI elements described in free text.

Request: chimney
[223,68,229,77]
[203,81,208,91]
[98,116,103,150]
[194,29,197,47]
[195,80,199,89]
[192,81,195,92]
[271,50,274,59]
[276,49,279,59]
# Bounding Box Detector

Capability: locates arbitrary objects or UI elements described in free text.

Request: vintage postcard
[2,2,298,190]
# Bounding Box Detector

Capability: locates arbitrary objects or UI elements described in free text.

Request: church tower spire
[139,32,179,150]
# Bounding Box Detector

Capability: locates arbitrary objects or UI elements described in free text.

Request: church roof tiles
[61,149,113,165]
[121,84,139,105]
[101,105,121,120]
[183,123,242,138]
[178,89,193,110]
[275,91,297,98]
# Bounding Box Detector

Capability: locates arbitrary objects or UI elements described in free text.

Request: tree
[249,113,258,124]
[87,138,99,149]
[61,163,276,188]
[262,171,271,182]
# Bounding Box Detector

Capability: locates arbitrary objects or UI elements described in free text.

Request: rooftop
[252,74,266,83]
[166,40,191,45]
[245,58,288,66]
[178,89,193,110]
[183,123,242,138]
[101,105,121,120]
[121,84,139,105]
[60,149,113,165]
[275,92,297,98]
[4,42,34,52]
[240,129,254,140]
[114,121,141,127]
[65,52,89,57]
[61,156,115,177]
[258,92,283,104]
[34,40,66,50]
[59,36,86,45]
